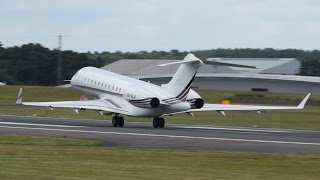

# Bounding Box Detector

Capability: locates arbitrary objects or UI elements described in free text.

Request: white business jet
[16,54,310,128]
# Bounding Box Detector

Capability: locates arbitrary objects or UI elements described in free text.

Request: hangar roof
[101,58,300,76]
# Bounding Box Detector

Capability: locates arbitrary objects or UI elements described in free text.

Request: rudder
[160,54,203,100]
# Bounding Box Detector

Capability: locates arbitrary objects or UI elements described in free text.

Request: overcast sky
[1,0,320,52]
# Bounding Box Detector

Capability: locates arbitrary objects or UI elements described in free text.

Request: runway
[0,115,319,154]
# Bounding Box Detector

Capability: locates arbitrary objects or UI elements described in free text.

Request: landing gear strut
[153,117,165,128]
[112,116,124,127]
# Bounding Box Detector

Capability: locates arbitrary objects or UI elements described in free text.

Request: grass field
[0,135,319,180]
[0,85,319,130]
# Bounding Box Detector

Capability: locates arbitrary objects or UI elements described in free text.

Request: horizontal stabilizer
[205,58,257,69]
[158,53,204,67]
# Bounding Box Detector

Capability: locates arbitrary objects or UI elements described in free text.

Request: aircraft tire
[118,117,124,127]
[112,117,118,127]
[159,118,165,128]
[153,118,159,128]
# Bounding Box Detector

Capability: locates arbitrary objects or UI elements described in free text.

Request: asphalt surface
[0,115,319,154]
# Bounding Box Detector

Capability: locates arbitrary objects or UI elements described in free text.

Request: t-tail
[158,53,204,101]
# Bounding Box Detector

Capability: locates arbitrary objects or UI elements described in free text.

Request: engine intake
[190,98,204,109]
[150,98,160,108]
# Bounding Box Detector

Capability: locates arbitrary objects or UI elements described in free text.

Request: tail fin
[160,54,203,100]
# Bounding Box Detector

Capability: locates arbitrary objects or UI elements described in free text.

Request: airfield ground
[0,86,319,130]
[0,86,319,179]
[0,134,319,179]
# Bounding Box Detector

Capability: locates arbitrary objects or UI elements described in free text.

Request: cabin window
[91,80,93,84]
[119,88,121,92]
[112,86,114,90]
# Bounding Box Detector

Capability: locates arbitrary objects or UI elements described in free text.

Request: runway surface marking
[174,126,294,133]
[2,114,319,133]
[0,125,320,146]
[0,121,88,128]
[181,128,270,135]
[0,121,290,135]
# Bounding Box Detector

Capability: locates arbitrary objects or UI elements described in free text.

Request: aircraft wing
[16,88,130,115]
[164,93,310,116]
[192,93,311,112]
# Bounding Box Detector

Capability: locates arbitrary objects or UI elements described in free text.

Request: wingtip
[298,93,311,109]
[16,88,23,105]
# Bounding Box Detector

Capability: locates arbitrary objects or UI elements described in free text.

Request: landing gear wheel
[118,117,124,127]
[112,117,118,127]
[153,118,159,128]
[153,118,165,128]
[159,118,165,128]
[112,116,125,127]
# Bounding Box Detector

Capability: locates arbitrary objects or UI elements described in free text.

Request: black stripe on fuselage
[162,72,196,103]
[130,98,153,103]
[176,73,196,99]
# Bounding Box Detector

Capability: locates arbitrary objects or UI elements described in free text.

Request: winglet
[297,93,311,109]
[16,88,23,105]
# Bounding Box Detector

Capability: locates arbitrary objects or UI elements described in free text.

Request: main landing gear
[153,117,165,128]
[111,116,165,128]
[112,116,124,127]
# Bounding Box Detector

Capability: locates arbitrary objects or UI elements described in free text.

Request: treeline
[0,43,104,85]
[0,43,319,86]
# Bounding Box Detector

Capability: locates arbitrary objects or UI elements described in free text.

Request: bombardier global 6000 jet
[16,54,310,128]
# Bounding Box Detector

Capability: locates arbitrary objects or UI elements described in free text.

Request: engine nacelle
[129,97,160,108]
[150,98,160,108]
[186,89,204,109]
[193,98,204,109]
[124,86,160,108]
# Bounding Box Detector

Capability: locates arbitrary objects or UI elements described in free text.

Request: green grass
[0,85,320,130]
[0,144,319,179]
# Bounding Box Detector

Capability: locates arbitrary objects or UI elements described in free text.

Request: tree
[300,60,320,76]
